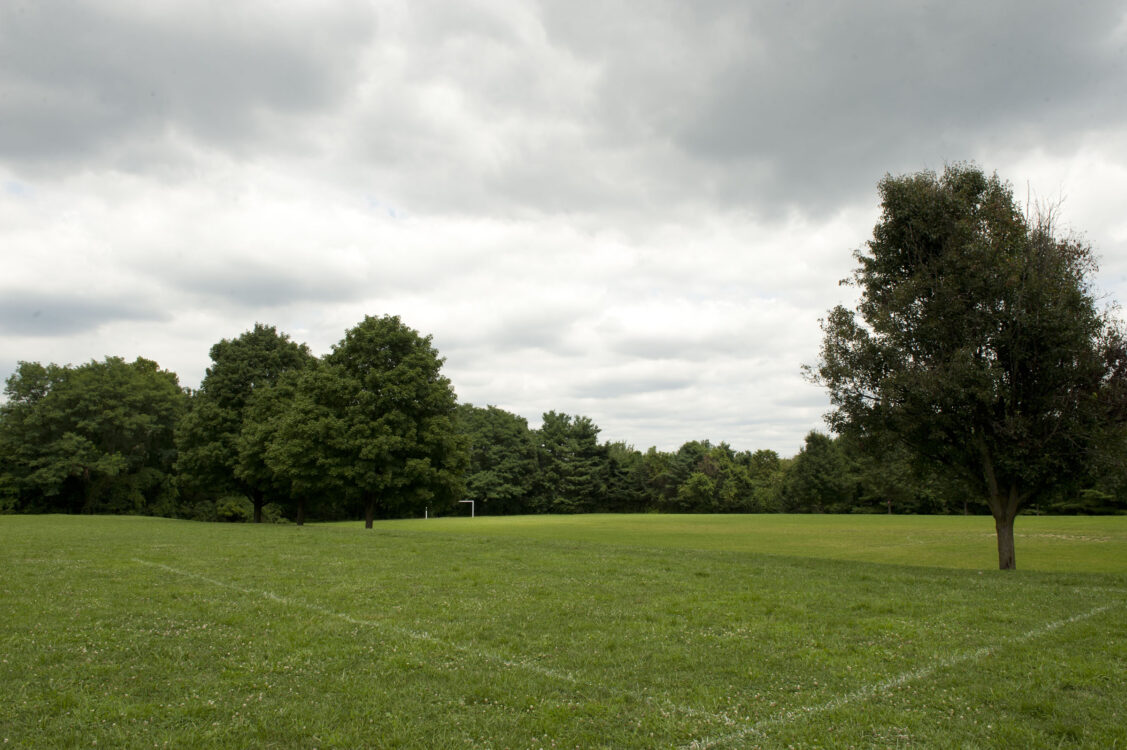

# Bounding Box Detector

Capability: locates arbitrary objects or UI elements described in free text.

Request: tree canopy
[323,315,467,526]
[0,357,185,515]
[811,164,1127,568]
[176,323,313,522]
[456,403,539,515]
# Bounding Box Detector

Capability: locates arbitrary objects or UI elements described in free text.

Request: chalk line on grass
[132,558,725,727]
[683,601,1118,750]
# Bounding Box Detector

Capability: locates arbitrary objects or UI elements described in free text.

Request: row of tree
[0,317,467,523]
[457,411,1127,517]
[2,315,1125,523]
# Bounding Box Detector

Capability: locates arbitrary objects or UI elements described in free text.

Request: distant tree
[176,324,313,522]
[677,471,717,511]
[0,357,186,515]
[324,315,467,527]
[649,440,708,511]
[634,447,674,511]
[841,434,965,515]
[842,436,920,515]
[456,404,538,515]
[532,412,608,513]
[743,449,785,512]
[811,164,1127,568]
[603,441,649,512]
[780,432,853,513]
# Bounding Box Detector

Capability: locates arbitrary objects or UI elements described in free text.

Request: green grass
[377,513,1127,574]
[1,514,1125,749]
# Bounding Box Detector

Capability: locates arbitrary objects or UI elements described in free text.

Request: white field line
[683,601,1118,750]
[132,558,724,726]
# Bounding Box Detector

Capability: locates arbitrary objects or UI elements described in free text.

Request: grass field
[1,514,1125,749]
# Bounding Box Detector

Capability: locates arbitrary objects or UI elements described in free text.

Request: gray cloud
[607,331,745,362]
[7,0,1122,218]
[0,292,167,336]
[571,374,695,399]
[344,0,1127,218]
[168,259,375,310]
[668,1,1127,210]
[0,0,375,170]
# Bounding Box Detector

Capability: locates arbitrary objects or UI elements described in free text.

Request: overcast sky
[2,0,1126,455]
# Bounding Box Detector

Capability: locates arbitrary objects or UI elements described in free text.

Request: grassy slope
[1,514,1124,749]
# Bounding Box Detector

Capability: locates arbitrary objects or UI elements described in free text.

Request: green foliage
[215,494,253,522]
[781,431,853,513]
[176,323,313,522]
[812,164,1127,566]
[744,449,786,512]
[0,357,186,514]
[323,315,468,524]
[235,364,349,525]
[5,303,1127,523]
[532,411,609,513]
[456,403,539,514]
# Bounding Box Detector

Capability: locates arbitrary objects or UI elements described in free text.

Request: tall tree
[324,315,467,527]
[811,164,1127,568]
[176,324,313,522]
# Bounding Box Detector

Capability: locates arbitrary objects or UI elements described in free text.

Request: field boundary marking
[683,601,1118,749]
[132,558,726,727]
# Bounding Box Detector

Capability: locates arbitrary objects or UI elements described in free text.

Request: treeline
[457,416,1126,516]
[2,319,1124,522]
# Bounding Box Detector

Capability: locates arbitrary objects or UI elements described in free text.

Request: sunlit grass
[1,514,1124,748]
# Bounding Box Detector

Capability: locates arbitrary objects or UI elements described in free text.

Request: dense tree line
[1,317,466,524]
[453,414,1127,518]
[3,303,1126,524]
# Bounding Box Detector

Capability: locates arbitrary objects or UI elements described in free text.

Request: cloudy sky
[2,0,1126,455]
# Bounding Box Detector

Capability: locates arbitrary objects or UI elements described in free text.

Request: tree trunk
[994,513,1016,570]
[988,483,1021,570]
[295,498,305,526]
[252,493,264,524]
[976,438,1019,570]
[365,497,375,529]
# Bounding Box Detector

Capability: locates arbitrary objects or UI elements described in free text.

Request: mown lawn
[1,513,1124,748]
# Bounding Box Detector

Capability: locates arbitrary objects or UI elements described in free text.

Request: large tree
[812,164,1127,568]
[324,315,467,527]
[176,324,313,522]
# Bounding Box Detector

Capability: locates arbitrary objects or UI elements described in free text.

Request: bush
[216,495,253,522]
